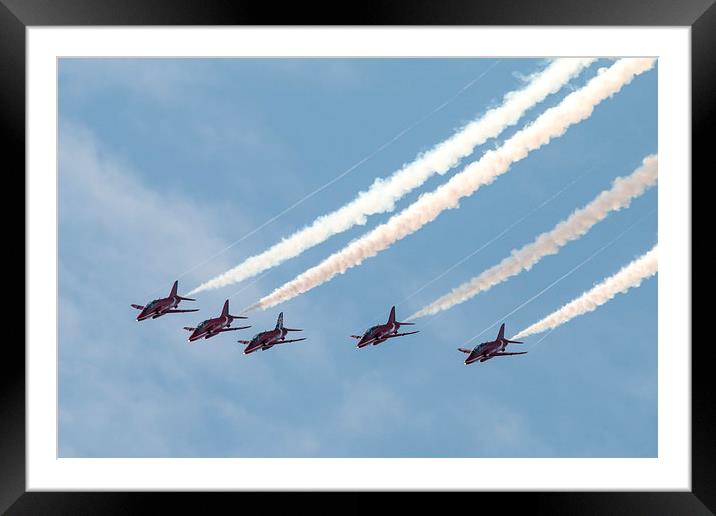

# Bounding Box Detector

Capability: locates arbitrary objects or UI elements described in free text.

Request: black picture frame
[6,0,707,513]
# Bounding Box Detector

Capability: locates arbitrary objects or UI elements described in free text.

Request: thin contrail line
[528,326,558,351]
[397,164,597,310]
[369,163,597,325]
[464,209,655,345]
[191,58,596,296]
[424,60,503,113]
[407,154,657,320]
[141,61,503,300]
[251,58,655,311]
[227,270,275,303]
[514,243,657,339]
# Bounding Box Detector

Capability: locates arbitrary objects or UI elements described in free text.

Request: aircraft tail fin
[497,323,506,341]
[387,306,396,325]
[387,305,414,327]
[223,299,248,320]
[169,280,179,297]
[275,312,284,330]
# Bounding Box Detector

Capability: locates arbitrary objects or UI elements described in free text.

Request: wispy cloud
[58,121,431,457]
[58,122,285,456]
[60,59,217,105]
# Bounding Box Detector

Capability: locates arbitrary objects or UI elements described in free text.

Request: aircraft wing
[182,327,196,331]
[383,331,420,339]
[164,309,200,313]
[215,326,251,333]
[275,338,307,345]
[457,347,472,354]
[131,304,144,310]
[491,351,528,356]
[237,340,251,345]
[350,335,362,339]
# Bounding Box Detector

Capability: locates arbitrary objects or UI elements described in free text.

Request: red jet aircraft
[350,306,418,348]
[458,323,526,365]
[239,312,305,354]
[131,280,199,321]
[184,300,250,342]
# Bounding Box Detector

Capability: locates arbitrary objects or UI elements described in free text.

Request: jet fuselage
[356,322,398,348]
[464,339,505,365]
[136,295,180,321]
[133,281,197,321]
[459,323,525,365]
[243,328,288,354]
[188,315,232,342]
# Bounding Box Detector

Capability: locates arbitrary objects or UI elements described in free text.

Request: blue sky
[58,58,657,458]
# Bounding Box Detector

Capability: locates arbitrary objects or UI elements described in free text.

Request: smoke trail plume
[407,155,657,319]
[188,59,596,295]
[250,58,655,311]
[513,245,658,338]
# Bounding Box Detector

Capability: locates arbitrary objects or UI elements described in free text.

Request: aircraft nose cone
[358,336,372,347]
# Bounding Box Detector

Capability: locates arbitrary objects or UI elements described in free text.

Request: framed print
[6,0,709,513]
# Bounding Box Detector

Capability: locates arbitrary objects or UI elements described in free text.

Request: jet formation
[132,282,526,365]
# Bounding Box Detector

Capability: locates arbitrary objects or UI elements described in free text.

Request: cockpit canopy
[251,333,263,341]
[146,299,160,309]
[197,320,210,330]
[363,325,381,338]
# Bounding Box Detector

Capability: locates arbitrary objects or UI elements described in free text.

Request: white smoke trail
[407,154,657,319]
[144,62,504,301]
[377,163,595,323]
[250,58,655,311]
[460,210,655,345]
[188,58,596,295]
[513,245,658,339]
